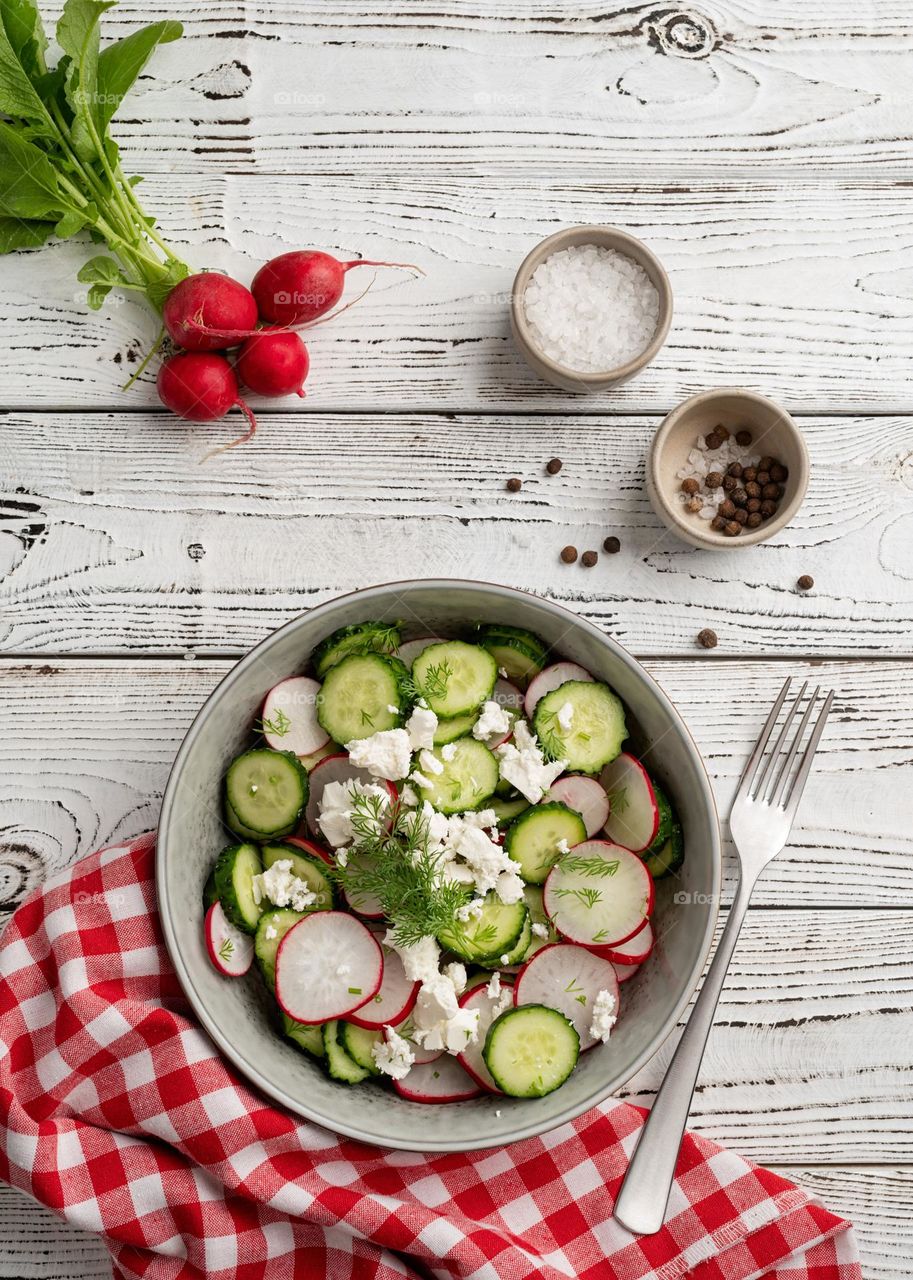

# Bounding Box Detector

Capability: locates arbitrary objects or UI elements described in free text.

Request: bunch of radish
[156,252,418,458]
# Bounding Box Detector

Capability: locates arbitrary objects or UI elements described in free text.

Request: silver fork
[613,677,834,1236]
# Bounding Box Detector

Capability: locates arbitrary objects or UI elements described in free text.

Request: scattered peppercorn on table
[1,2,912,1274]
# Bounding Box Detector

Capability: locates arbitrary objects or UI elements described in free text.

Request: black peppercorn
[733,507,748,525]
[742,467,758,483]
[724,520,741,537]
[581,550,598,568]
[603,535,621,554]
[746,497,761,514]
[560,545,578,564]
[745,480,762,499]
[546,457,563,475]
[697,628,718,648]
[711,515,727,532]
[731,486,748,506]
[719,499,737,519]
[797,574,814,590]
[723,474,738,492]
[746,511,762,528]
[760,499,777,517]
[681,478,700,496]
[762,482,781,501]
[727,462,743,479]
[736,430,753,446]
[706,471,723,489]
[770,462,788,483]
[705,431,723,450]
[506,477,522,492]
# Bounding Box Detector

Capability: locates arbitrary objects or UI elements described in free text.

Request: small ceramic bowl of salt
[510,225,672,392]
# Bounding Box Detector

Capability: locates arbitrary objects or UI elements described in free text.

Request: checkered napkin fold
[0,834,860,1280]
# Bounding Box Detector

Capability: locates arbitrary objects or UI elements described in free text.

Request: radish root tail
[199,399,258,463]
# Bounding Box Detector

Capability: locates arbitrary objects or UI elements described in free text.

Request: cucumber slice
[203,869,219,910]
[312,621,401,679]
[255,907,306,986]
[483,1004,579,1097]
[411,641,497,718]
[479,914,531,968]
[533,681,627,774]
[488,793,531,826]
[412,737,499,814]
[504,802,587,885]
[438,893,528,963]
[213,843,264,934]
[316,652,410,745]
[432,710,478,745]
[225,749,309,837]
[643,822,684,879]
[261,842,335,910]
[475,625,549,688]
[643,781,675,856]
[322,1019,373,1084]
[225,798,277,842]
[341,1022,382,1074]
[282,1012,325,1058]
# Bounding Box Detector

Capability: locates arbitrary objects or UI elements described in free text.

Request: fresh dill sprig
[257,707,292,737]
[534,709,566,762]
[330,792,470,947]
[559,855,620,879]
[554,885,603,909]
[405,658,454,705]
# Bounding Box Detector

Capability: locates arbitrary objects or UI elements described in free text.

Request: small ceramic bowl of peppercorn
[646,388,809,550]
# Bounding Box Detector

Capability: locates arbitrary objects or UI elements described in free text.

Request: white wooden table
[2,3,912,1274]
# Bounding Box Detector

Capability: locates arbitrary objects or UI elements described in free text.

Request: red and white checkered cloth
[0,834,861,1280]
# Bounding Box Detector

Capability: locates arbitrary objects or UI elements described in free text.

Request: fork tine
[754,680,808,801]
[736,676,791,799]
[771,686,819,806]
[781,689,834,814]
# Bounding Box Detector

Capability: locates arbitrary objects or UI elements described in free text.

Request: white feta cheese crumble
[531,921,550,939]
[455,896,484,922]
[413,973,480,1052]
[399,784,419,808]
[264,924,278,940]
[556,701,574,732]
[372,1025,414,1081]
[486,971,502,1000]
[440,742,457,762]
[250,859,317,912]
[418,748,444,776]
[335,963,351,977]
[383,931,440,984]
[589,987,618,1043]
[472,699,511,744]
[442,961,468,994]
[386,705,400,716]
[345,728,412,781]
[406,704,438,752]
[410,770,434,791]
[318,778,391,849]
[443,819,525,905]
[495,720,566,804]
[556,837,570,857]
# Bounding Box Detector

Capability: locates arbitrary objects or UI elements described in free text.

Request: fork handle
[613,873,756,1236]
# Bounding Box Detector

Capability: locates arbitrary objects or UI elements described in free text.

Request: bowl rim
[510,224,673,386]
[648,387,810,550]
[156,578,721,1151]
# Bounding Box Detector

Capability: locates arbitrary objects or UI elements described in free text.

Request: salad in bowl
[202,619,684,1104]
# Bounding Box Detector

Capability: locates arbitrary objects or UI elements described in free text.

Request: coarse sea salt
[523,243,659,373]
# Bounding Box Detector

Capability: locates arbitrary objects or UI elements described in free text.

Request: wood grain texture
[0,1186,110,1279]
[4,178,913,411]
[1,413,910,657]
[0,657,909,913]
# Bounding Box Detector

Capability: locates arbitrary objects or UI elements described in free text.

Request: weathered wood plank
[1,414,910,656]
[1,1170,911,1280]
[0,658,909,911]
[27,3,913,180]
[5,178,913,411]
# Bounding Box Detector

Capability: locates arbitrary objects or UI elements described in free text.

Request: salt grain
[523,244,659,373]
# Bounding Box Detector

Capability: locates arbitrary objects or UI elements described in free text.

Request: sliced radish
[205,901,253,977]
[393,1056,482,1103]
[514,942,620,1052]
[390,1015,443,1065]
[348,936,418,1028]
[595,919,654,966]
[546,775,610,838]
[342,850,385,920]
[275,912,382,1024]
[395,637,440,669]
[304,753,396,838]
[524,661,593,719]
[492,678,524,713]
[613,960,641,983]
[261,676,329,756]
[457,977,514,1093]
[600,752,659,853]
[284,835,334,866]
[544,840,654,949]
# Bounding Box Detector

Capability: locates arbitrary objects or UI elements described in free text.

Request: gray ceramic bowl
[510,225,673,392]
[157,580,720,1151]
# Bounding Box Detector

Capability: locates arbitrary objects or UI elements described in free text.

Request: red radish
[524,661,594,719]
[304,753,396,838]
[514,942,619,1052]
[156,353,258,456]
[543,840,654,949]
[261,676,328,756]
[297,741,337,773]
[546,775,610,838]
[457,977,514,1093]
[348,934,419,1029]
[236,331,309,397]
[275,911,382,1023]
[613,960,641,983]
[492,677,524,714]
[393,1056,482,1103]
[252,249,421,325]
[205,901,253,977]
[342,850,385,920]
[163,273,259,351]
[600,753,659,853]
[595,919,654,966]
[394,636,441,669]
[284,835,334,867]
